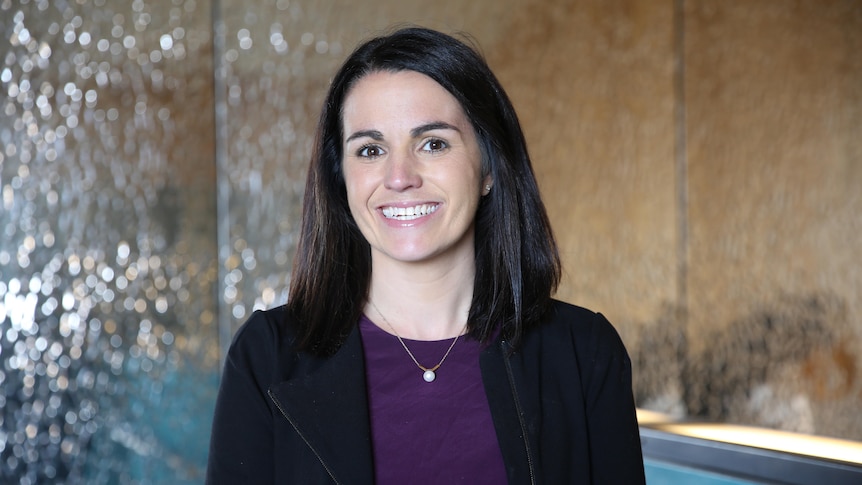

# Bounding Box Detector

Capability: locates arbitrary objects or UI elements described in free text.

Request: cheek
[343,173,373,219]
[344,184,362,216]
[460,167,485,200]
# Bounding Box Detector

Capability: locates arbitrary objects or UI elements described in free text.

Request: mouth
[381,203,439,221]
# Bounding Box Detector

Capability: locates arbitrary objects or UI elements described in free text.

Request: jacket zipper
[267,389,342,485]
[501,341,537,485]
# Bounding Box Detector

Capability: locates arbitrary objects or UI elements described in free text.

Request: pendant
[423,370,436,382]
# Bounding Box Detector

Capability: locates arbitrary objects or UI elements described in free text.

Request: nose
[384,150,422,191]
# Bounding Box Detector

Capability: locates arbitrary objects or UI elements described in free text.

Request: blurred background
[0,0,859,482]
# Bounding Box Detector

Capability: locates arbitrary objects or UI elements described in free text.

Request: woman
[206,27,644,484]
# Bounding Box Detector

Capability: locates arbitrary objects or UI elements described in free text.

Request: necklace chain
[369,300,465,382]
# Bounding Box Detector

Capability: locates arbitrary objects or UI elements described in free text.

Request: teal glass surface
[644,459,759,485]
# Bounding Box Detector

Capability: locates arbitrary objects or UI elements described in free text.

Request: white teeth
[382,204,438,220]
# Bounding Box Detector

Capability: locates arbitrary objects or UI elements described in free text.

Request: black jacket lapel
[269,327,374,484]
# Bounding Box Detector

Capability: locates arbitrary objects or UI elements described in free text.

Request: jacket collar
[268,326,374,484]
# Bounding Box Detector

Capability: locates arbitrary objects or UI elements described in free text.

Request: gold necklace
[370,300,466,383]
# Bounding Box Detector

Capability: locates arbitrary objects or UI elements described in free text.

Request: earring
[484,184,492,194]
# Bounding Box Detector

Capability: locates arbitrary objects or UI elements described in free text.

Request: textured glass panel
[0,0,216,482]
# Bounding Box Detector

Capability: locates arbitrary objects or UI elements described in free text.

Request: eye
[357,144,385,159]
[421,138,448,153]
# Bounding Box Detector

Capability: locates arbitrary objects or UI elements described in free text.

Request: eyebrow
[344,121,461,143]
[410,121,460,138]
[345,129,383,143]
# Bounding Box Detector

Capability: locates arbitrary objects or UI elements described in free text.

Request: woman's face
[342,70,491,269]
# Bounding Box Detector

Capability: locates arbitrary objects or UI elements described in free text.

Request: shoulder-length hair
[287,26,560,355]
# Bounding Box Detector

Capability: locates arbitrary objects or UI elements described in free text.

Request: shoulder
[230,305,294,350]
[544,300,622,340]
[526,299,629,357]
[545,299,600,323]
[224,305,299,385]
[525,300,634,396]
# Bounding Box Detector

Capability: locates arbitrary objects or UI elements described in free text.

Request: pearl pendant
[423,370,436,382]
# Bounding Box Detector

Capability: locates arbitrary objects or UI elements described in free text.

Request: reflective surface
[1,0,217,482]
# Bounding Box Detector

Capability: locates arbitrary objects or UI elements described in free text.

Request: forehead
[341,70,469,131]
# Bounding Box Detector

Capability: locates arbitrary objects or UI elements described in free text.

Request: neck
[366,254,475,340]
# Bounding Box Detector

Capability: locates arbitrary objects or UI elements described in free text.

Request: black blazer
[206,300,645,484]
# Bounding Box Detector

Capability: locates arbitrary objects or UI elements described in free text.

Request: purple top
[358,315,508,484]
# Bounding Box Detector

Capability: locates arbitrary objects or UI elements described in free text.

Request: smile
[381,204,439,221]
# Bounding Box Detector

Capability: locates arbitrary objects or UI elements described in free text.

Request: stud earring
[484,184,492,194]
